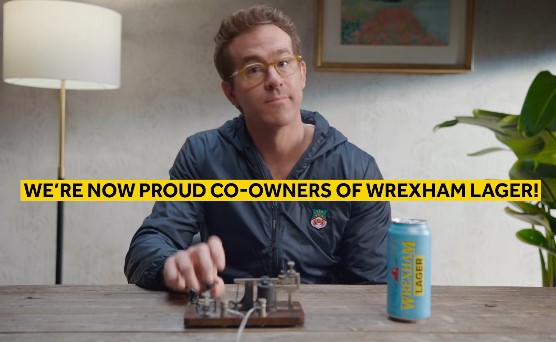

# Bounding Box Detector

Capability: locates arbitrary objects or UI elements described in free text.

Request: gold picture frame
[316,0,475,73]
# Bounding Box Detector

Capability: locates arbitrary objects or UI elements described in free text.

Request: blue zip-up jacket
[124,110,391,289]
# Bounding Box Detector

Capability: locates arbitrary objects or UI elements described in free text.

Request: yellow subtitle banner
[20,180,540,201]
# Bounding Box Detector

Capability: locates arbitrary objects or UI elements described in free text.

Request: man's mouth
[265,96,288,103]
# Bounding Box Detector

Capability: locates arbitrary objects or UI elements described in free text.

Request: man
[124,5,391,297]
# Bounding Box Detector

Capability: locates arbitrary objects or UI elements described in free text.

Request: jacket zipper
[253,150,280,276]
[271,200,278,275]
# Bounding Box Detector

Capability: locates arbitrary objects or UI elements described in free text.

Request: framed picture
[316,0,474,73]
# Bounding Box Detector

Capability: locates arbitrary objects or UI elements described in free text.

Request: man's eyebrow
[239,55,263,65]
[274,48,291,56]
[238,49,293,65]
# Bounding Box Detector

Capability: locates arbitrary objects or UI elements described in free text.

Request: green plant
[434,70,556,286]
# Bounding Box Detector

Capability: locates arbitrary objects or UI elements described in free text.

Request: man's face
[221,24,306,129]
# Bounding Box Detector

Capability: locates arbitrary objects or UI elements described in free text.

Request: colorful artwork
[341,0,450,46]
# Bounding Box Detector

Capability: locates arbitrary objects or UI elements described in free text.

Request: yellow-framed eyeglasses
[229,54,302,85]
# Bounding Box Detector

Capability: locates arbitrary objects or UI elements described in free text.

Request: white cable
[235,307,257,342]
[226,308,245,317]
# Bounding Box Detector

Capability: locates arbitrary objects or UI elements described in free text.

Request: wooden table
[1,285,555,341]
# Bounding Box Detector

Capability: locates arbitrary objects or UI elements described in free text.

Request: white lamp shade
[3,0,121,90]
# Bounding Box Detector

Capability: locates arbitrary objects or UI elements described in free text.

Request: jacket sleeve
[124,139,205,290]
[339,157,391,284]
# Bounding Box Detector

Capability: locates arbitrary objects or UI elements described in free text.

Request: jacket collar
[217,110,347,177]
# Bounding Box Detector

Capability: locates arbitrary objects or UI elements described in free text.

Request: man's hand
[163,235,226,297]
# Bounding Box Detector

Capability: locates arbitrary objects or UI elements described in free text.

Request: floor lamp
[3,0,121,284]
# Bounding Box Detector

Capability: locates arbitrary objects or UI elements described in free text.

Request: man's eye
[245,65,265,76]
[276,59,290,69]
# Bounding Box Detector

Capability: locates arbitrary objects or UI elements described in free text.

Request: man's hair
[214,5,302,81]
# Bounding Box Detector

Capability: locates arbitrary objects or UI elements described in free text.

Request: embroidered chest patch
[310,209,328,229]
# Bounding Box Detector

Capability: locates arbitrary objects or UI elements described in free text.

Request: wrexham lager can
[387,218,431,322]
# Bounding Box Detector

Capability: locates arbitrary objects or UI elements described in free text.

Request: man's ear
[300,60,307,90]
[221,81,240,107]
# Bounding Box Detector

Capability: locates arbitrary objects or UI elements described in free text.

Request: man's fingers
[175,251,200,292]
[211,276,226,298]
[163,255,186,291]
[191,244,215,286]
[163,237,226,294]
[163,256,178,283]
[207,236,226,271]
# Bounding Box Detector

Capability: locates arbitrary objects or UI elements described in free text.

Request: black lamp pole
[55,80,66,285]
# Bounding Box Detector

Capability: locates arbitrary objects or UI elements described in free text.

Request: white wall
[1,0,555,286]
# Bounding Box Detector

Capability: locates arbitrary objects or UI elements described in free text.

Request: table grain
[1,285,555,341]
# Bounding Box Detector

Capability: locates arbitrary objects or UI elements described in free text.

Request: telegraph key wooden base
[184,301,304,327]
[184,261,304,328]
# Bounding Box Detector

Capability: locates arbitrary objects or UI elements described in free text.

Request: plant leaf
[506,201,556,236]
[506,207,551,230]
[507,201,544,214]
[510,160,556,209]
[519,71,556,137]
[434,112,523,139]
[472,109,511,119]
[433,119,458,132]
[517,228,547,246]
[539,249,548,287]
[495,132,545,158]
[516,229,556,257]
[454,115,510,135]
[467,147,508,156]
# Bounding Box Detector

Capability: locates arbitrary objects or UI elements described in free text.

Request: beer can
[387,218,431,322]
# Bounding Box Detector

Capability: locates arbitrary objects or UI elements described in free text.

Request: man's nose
[264,65,282,89]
